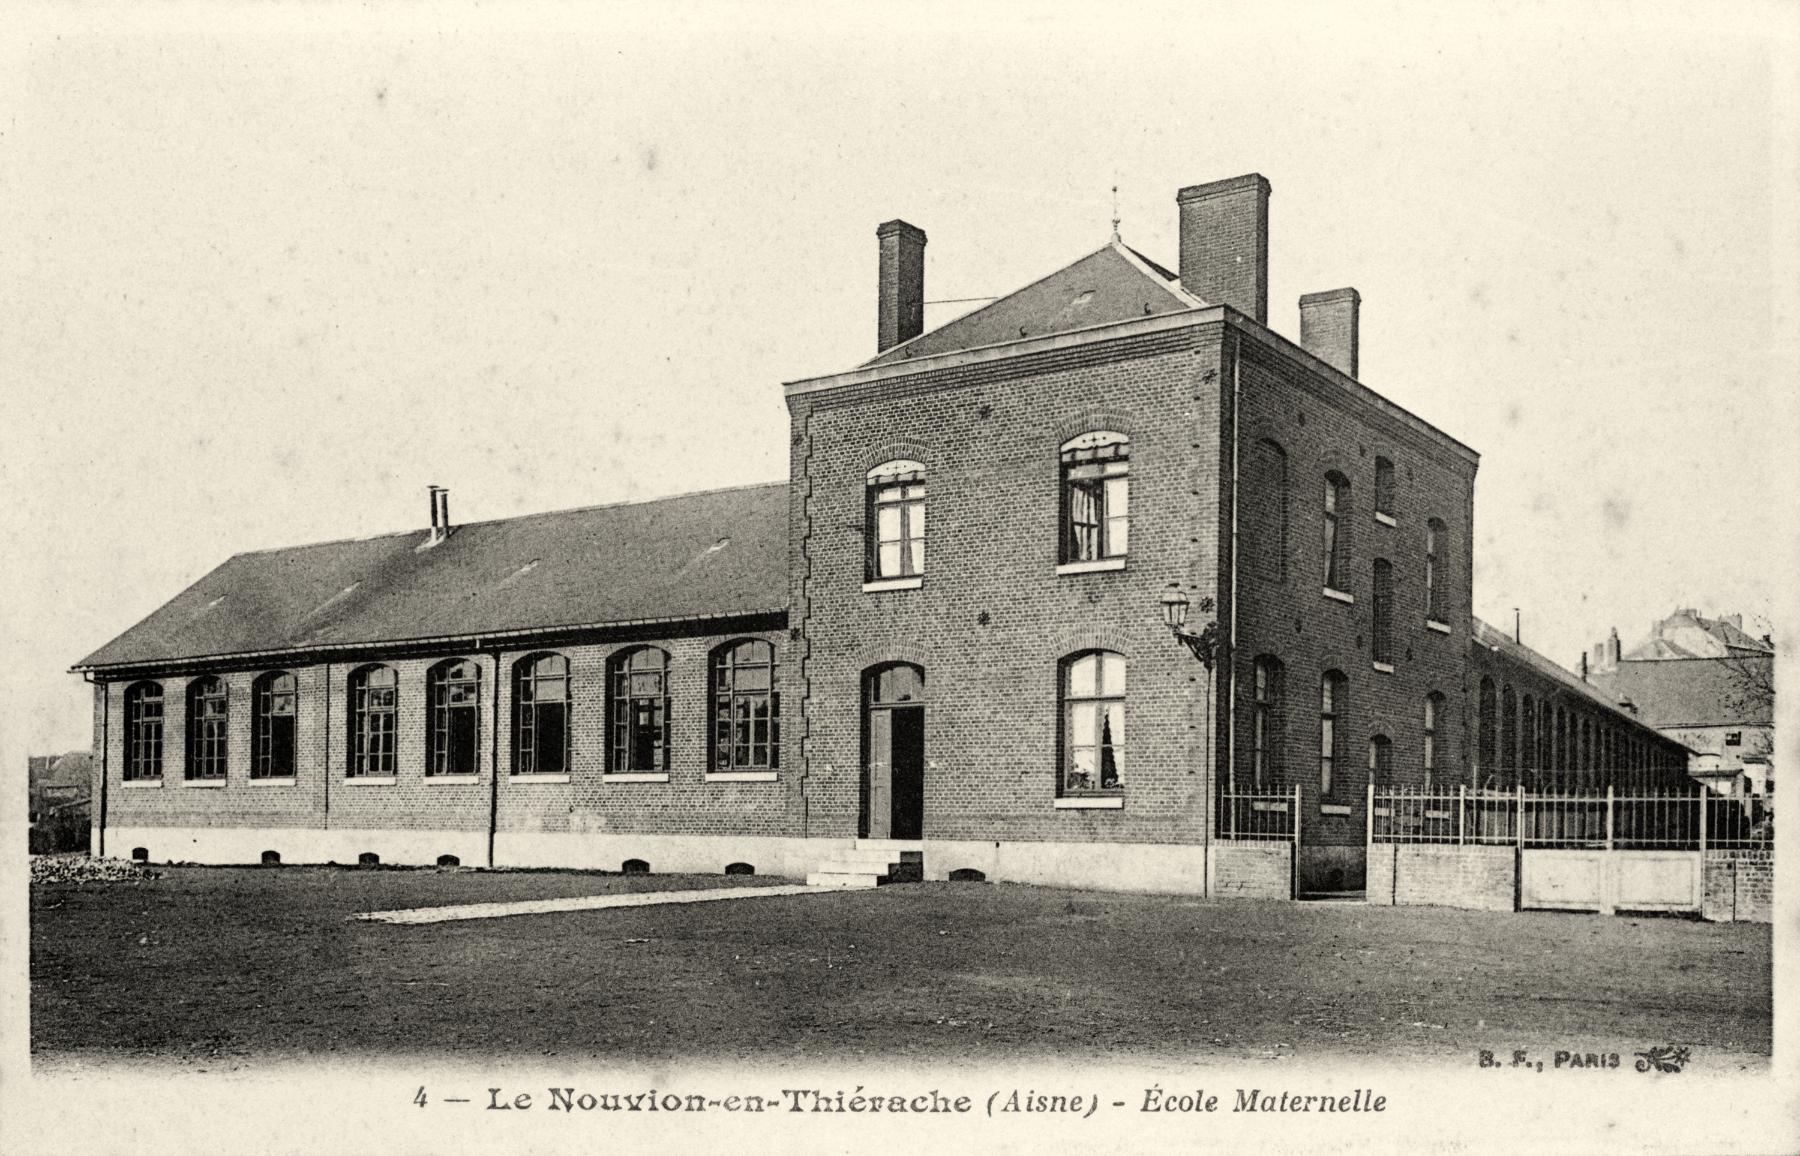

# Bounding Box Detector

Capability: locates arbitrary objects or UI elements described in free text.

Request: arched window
[1249,439,1288,582]
[1374,456,1396,520]
[428,659,482,777]
[1425,518,1447,624]
[1060,431,1130,563]
[514,653,570,776]
[253,672,297,780]
[186,676,229,781]
[609,647,670,773]
[1320,670,1346,797]
[866,459,926,580]
[1323,473,1350,592]
[1501,686,1518,782]
[1062,651,1126,795]
[1423,692,1445,789]
[1251,655,1285,789]
[713,640,778,771]
[348,665,397,778]
[1520,694,1536,786]
[124,682,164,782]
[1476,676,1497,780]
[1372,559,1394,665]
[1368,734,1393,791]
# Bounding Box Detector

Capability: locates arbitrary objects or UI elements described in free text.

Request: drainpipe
[322,662,331,836]
[1225,332,1243,804]
[85,674,107,857]
[487,645,502,869]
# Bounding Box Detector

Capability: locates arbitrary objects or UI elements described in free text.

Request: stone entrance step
[805,839,924,888]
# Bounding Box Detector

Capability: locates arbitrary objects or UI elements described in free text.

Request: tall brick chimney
[1176,174,1270,324]
[1299,288,1361,378]
[877,219,927,353]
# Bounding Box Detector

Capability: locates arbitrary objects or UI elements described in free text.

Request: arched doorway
[862,663,924,840]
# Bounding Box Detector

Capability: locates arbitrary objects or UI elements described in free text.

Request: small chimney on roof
[1606,626,1621,667]
[1299,288,1360,377]
[425,485,451,547]
[876,219,927,354]
[1177,173,1271,324]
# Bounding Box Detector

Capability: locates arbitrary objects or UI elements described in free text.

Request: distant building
[29,751,93,824]
[1587,610,1775,801]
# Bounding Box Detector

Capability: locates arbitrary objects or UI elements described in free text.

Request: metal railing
[1219,784,1301,843]
[1370,784,1774,852]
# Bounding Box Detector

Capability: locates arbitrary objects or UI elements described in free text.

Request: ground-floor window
[1062,650,1125,795]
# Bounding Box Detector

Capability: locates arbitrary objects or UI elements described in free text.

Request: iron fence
[1218,785,1300,842]
[1370,785,1774,852]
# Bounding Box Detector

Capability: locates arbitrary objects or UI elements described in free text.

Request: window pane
[736,665,771,692]
[1107,515,1129,556]
[878,542,902,576]
[536,706,567,775]
[1104,475,1129,516]
[270,714,295,777]
[877,504,903,543]
[1067,654,1097,698]
[1099,653,1126,696]
[1071,705,1095,748]
[1100,702,1124,788]
[910,501,925,538]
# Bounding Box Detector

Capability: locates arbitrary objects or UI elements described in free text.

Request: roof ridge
[225,479,790,559]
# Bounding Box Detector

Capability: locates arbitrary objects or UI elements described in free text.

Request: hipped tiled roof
[75,484,788,671]
[1588,657,1774,729]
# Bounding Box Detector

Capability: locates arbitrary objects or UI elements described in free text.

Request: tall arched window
[1323,473,1350,592]
[1060,431,1130,563]
[1062,650,1126,795]
[1249,439,1288,582]
[125,682,164,782]
[253,672,297,780]
[1477,676,1497,781]
[1320,670,1346,797]
[1425,518,1447,624]
[186,676,229,781]
[348,665,397,778]
[866,460,926,580]
[514,653,570,776]
[1520,694,1536,786]
[1374,456,1396,521]
[427,659,482,777]
[609,647,670,773]
[1368,734,1393,791]
[1251,655,1285,790]
[1372,559,1394,665]
[713,640,778,771]
[1501,686,1518,782]
[1423,692,1444,789]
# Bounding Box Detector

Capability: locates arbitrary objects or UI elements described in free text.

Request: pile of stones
[30,856,158,886]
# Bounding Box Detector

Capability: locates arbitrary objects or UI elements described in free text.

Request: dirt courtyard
[30,865,1771,1071]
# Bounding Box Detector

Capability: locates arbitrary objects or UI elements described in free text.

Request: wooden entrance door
[864,664,924,840]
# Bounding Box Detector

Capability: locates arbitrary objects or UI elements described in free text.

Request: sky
[4,1,1796,755]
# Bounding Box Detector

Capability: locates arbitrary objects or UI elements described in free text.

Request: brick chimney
[877,219,927,353]
[1176,174,1271,324]
[1299,288,1360,377]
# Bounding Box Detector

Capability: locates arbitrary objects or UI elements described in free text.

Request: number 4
[415,1087,428,1108]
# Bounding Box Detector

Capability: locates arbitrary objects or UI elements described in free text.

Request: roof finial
[1110,182,1121,242]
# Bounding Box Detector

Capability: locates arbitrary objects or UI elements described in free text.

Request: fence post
[1697,787,1707,856]
[1457,784,1466,846]
[1516,784,1525,848]
[1366,780,1375,851]
[1605,785,1615,852]
[1291,783,1302,901]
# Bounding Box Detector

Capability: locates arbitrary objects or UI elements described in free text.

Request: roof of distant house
[1621,609,1774,661]
[864,240,1203,367]
[1471,618,1672,727]
[1588,656,1774,728]
[75,484,789,671]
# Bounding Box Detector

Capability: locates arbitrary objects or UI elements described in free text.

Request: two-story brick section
[75,173,1693,896]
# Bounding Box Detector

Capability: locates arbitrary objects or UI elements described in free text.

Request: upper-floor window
[1063,650,1126,795]
[1323,473,1350,591]
[1425,518,1446,622]
[1320,670,1346,797]
[1251,655,1284,790]
[713,640,778,771]
[514,653,570,776]
[253,672,297,780]
[1374,456,1395,520]
[348,665,398,778]
[186,676,229,781]
[867,460,926,580]
[427,659,481,777]
[1249,439,1288,583]
[1372,559,1394,665]
[1476,676,1497,780]
[1423,692,1444,789]
[125,681,164,782]
[610,647,671,772]
[1060,431,1130,563]
[1726,731,1743,747]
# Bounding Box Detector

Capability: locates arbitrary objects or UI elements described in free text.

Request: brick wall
[1367,844,1517,912]
[96,622,797,853]
[1211,840,1292,899]
[1702,849,1773,923]
[790,324,1223,849]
